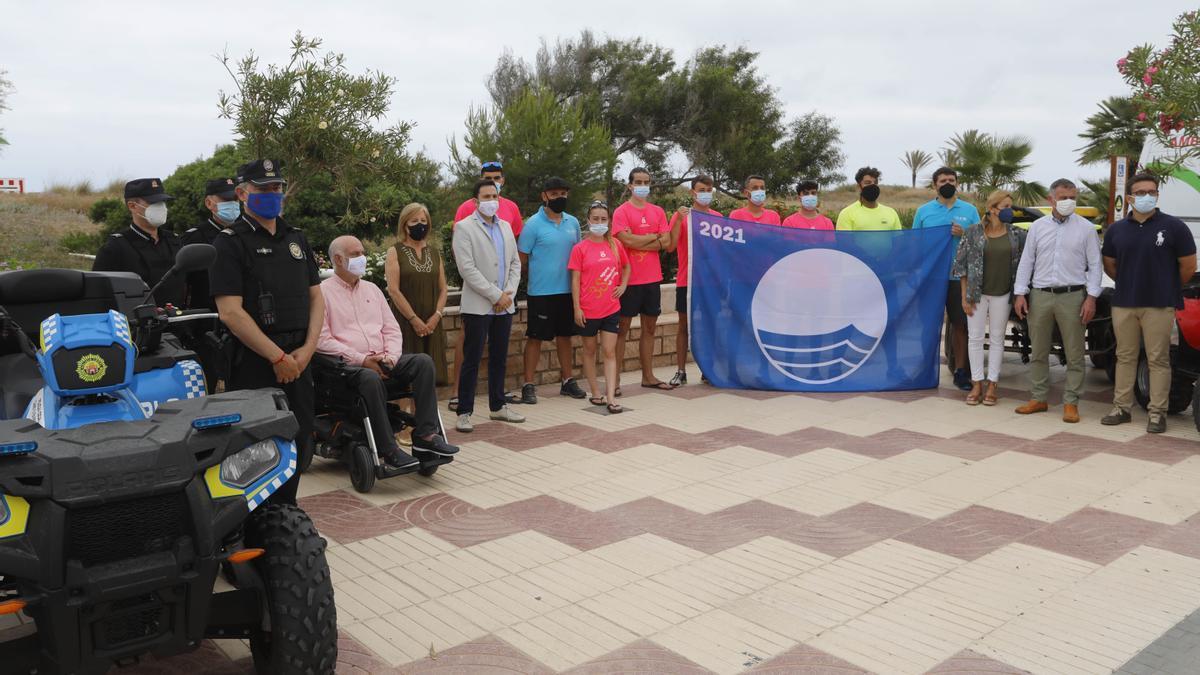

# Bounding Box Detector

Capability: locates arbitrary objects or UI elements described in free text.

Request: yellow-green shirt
[835,201,902,231]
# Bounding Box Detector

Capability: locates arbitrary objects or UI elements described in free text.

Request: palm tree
[1077,96,1145,165]
[945,129,993,191]
[943,130,1044,203]
[899,150,933,187]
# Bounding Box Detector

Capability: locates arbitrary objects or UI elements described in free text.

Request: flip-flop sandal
[641,381,675,390]
[606,403,624,414]
[589,396,606,406]
[614,387,622,398]
[448,397,458,412]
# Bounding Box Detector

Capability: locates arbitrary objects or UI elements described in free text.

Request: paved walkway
[129,356,1200,673]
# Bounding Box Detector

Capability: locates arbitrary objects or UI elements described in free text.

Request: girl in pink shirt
[569,202,630,413]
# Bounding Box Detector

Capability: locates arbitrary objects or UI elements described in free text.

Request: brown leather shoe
[1015,400,1048,415]
[1062,404,1080,423]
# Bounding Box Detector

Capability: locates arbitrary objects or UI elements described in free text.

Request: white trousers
[967,293,1011,382]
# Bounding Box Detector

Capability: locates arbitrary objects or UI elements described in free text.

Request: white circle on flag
[751,248,887,384]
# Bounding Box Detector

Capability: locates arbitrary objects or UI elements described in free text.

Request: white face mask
[477,200,500,218]
[588,223,609,236]
[346,255,367,277]
[694,191,713,206]
[1055,199,1077,217]
[143,202,168,227]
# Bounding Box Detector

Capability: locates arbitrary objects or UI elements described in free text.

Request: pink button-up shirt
[317,274,403,366]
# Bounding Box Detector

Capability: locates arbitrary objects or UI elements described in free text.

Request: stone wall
[437,284,688,394]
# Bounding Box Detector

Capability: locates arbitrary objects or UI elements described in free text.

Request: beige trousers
[1112,306,1176,415]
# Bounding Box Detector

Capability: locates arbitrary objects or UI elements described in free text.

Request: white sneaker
[489,405,526,423]
[455,414,473,433]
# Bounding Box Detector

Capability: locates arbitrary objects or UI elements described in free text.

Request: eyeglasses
[1131,190,1159,197]
[481,161,503,171]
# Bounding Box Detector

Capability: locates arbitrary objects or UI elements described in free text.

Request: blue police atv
[0,245,337,674]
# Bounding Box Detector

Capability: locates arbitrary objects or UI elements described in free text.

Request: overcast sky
[0,1,1192,193]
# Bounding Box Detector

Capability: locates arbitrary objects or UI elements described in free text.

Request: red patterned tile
[573,424,685,453]
[420,511,527,548]
[1109,433,1200,465]
[744,428,855,457]
[927,648,1031,673]
[823,503,929,539]
[564,638,713,674]
[384,493,480,527]
[1011,432,1118,463]
[953,430,1029,451]
[774,518,882,558]
[866,389,938,403]
[656,512,763,555]
[336,632,400,675]
[896,506,1046,561]
[310,505,412,544]
[400,634,554,674]
[1148,515,1200,560]
[490,423,606,452]
[708,500,814,535]
[832,429,944,459]
[488,495,593,529]
[298,489,373,519]
[1021,507,1167,565]
[533,509,646,551]
[601,497,701,532]
[922,437,1007,462]
[748,642,870,673]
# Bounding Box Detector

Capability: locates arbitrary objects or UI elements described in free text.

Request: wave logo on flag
[751,249,887,383]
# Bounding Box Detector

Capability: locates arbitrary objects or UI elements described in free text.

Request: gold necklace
[402,244,433,273]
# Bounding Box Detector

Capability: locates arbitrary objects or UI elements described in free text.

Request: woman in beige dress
[384,203,449,385]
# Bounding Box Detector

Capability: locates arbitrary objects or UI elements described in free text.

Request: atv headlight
[220,439,280,489]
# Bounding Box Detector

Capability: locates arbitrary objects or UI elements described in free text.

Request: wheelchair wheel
[349,444,376,493]
[418,465,439,477]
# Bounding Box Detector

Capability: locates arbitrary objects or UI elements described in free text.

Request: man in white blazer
[452,180,525,432]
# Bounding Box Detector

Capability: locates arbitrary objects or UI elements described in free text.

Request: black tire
[1134,346,1195,414]
[296,437,315,474]
[1088,293,1115,369]
[1193,381,1200,432]
[245,504,338,675]
[418,465,439,477]
[349,444,376,494]
[1105,357,1116,383]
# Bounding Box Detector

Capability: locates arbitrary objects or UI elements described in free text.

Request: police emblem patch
[76,353,108,383]
[289,242,304,259]
[264,159,274,171]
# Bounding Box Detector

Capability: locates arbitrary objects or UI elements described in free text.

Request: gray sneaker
[455,413,473,433]
[1100,407,1132,426]
[1147,413,1167,434]
[520,383,538,404]
[490,404,526,423]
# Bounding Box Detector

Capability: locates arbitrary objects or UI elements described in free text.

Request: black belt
[1035,285,1085,294]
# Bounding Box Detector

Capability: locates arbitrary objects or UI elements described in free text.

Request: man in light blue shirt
[912,167,980,391]
[516,177,586,403]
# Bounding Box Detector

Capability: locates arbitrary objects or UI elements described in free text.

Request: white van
[1138,133,1200,266]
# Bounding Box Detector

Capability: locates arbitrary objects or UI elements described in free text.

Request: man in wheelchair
[316,236,459,469]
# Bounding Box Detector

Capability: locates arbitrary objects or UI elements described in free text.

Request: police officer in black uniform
[210,159,325,504]
[182,177,240,310]
[93,178,185,307]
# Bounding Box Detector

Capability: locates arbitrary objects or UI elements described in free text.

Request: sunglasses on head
[481,161,503,171]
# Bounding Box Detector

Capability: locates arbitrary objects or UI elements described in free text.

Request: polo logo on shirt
[1157,231,1165,246]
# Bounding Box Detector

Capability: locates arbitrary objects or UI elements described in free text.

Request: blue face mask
[800,195,819,210]
[997,207,1014,223]
[215,200,241,224]
[1133,194,1158,214]
[749,189,767,205]
[694,191,713,206]
[632,185,651,200]
[246,192,283,219]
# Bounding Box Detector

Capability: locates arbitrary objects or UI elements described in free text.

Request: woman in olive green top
[384,203,449,385]
[952,190,1023,406]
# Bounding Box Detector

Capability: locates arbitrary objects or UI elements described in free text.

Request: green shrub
[59,230,103,254]
[87,197,129,237]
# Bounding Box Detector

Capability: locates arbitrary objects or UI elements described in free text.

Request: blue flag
[688,212,954,392]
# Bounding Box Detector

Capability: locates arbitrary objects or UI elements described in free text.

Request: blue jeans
[458,313,514,415]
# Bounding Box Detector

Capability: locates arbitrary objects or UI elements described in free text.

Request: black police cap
[236,159,286,186]
[123,178,174,204]
[205,177,237,199]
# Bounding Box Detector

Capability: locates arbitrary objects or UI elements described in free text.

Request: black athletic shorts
[619,282,662,318]
[675,286,688,314]
[946,280,967,326]
[526,293,578,340]
[579,312,620,337]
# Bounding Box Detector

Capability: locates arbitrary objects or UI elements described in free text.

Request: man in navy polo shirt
[912,167,980,391]
[1100,172,1197,433]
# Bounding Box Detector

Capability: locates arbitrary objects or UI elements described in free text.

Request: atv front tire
[1135,347,1195,414]
[246,504,338,674]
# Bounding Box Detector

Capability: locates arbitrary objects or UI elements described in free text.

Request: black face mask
[546,196,569,214]
[407,223,430,241]
[938,183,957,199]
[860,184,881,202]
